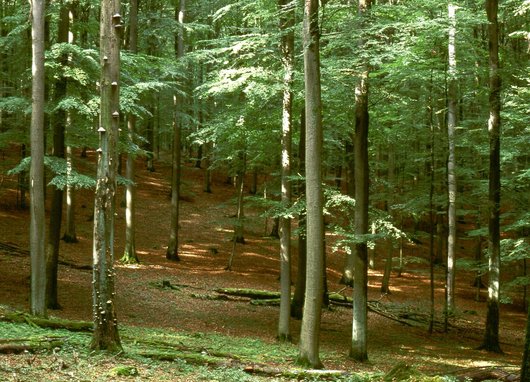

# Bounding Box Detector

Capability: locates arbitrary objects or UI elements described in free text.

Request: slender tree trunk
[29,0,47,318]
[166,0,186,262]
[226,172,245,271]
[350,0,371,363]
[521,300,530,381]
[122,0,139,264]
[297,0,324,369]
[291,109,306,320]
[46,1,69,309]
[91,0,122,352]
[429,81,436,334]
[446,3,458,316]
[479,0,502,354]
[277,0,294,342]
[63,143,78,243]
[340,139,355,286]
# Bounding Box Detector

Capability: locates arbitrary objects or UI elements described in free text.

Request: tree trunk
[226,172,245,271]
[479,0,502,354]
[91,0,122,352]
[350,0,370,363]
[340,138,355,286]
[122,0,139,264]
[46,0,69,310]
[166,0,186,262]
[63,143,78,243]
[297,0,324,369]
[522,291,530,381]
[29,0,47,318]
[277,0,294,342]
[291,109,306,321]
[446,3,458,316]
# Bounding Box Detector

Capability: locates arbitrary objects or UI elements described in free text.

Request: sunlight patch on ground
[116,263,170,270]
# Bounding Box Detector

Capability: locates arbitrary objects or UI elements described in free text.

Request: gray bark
[122,0,139,264]
[480,0,502,354]
[297,0,324,369]
[350,0,370,363]
[277,0,294,342]
[91,0,122,352]
[446,3,457,315]
[29,0,47,318]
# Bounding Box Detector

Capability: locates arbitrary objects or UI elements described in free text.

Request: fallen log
[0,336,65,354]
[447,366,519,382]
[214,288,280,300]
[0,311,93,332]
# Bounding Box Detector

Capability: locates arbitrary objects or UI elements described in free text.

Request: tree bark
[297,0,324,369]
[166,0,186,262]
[446,3,458,316]
[350,0,370,363]
[29,0,47,318]
[91,0,122,352]
[277,0,294,342]
[46,0,69,310]
[479,0,502,354]
[291,109,306,320]
[122,0,139,264]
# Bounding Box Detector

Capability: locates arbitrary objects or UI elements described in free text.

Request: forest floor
[0,147,526,381]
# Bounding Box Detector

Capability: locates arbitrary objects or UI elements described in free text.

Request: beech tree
[29,0,47,318]
[350,0,370,363]
[297,0,324,369]
[277,0,294,343]
[91,0,123,352]
[479,0,502,354]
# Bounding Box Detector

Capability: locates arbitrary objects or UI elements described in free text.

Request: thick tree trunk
[91,0,122,352]
[122,0,139,264]
[277,0,294,342]
[166,0,186,262]
[480,0,502,354]
[297,0,324,369]
[350,0,370,363]
[29,0,47,318]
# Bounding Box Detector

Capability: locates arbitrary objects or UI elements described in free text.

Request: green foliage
[7,156,96,189]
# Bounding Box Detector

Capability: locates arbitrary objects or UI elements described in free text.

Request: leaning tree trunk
[46,1,69,309]
[277,0,294,342]
[480,0,502,354]
[166,0,186,262]
[350,0,371,363]
[91,0,122,352]
[121,0,139,264]
[29,0,47,318]
[297,0,324,370]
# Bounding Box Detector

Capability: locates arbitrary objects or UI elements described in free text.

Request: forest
[0,0,529,380]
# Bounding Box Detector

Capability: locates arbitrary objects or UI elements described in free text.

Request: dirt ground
[0,146,526,375]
